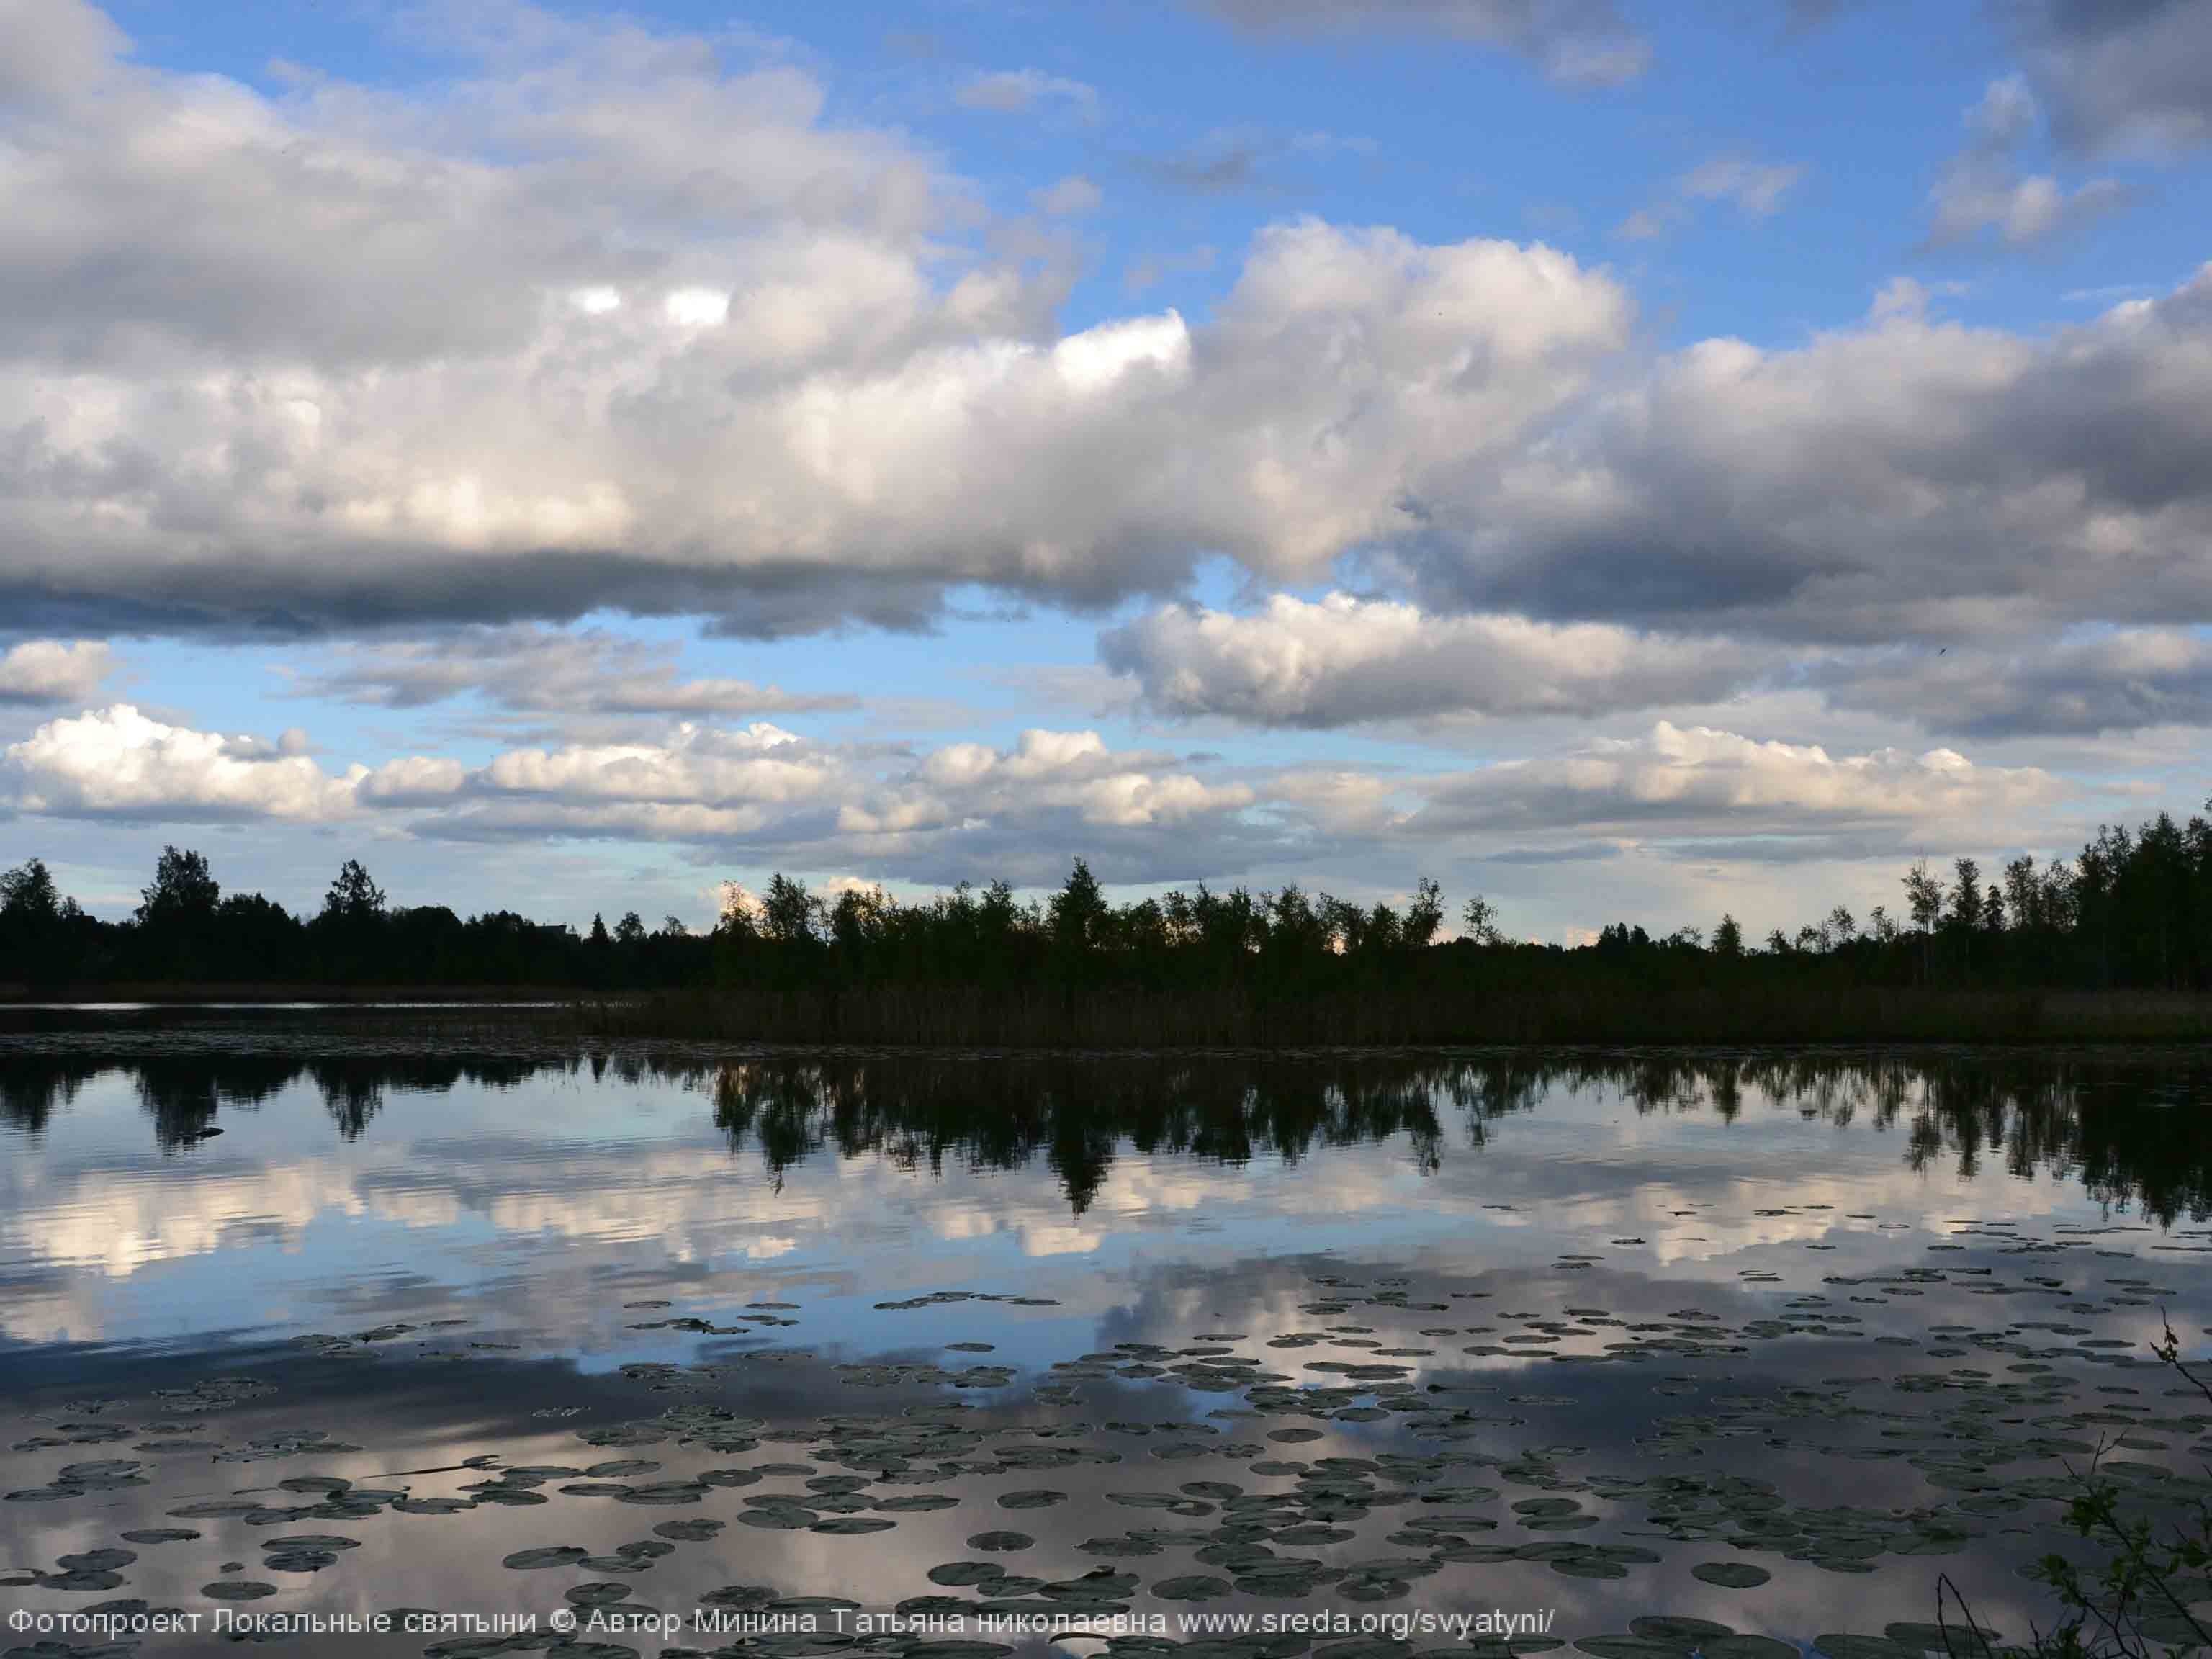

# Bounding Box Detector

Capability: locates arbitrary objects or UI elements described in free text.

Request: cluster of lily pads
[6,1220,2212,1659]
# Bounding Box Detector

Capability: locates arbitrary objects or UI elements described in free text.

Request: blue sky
[2,0,2209,940]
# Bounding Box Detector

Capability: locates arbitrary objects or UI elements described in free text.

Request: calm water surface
[3,1022,2210,1657]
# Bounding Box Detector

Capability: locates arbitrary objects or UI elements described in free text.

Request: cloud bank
[2,704,2067,892]
[1,4,2206,687]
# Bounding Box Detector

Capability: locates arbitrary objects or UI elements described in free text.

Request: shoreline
[6,984,2211,1046]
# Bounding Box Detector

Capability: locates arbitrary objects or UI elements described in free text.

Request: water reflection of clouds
[1,1046,2206,1360]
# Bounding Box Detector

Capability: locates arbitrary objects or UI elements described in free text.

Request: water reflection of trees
[0,1051,543,1151]
[1,1046,2204,1223]
[699,1054,1459,1210]
[1558,1051,2212,1226]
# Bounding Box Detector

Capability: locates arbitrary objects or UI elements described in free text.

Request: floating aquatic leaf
[739,1509,814,1530]
[654,1519,724,1541]
[40,1570,126,1593]
[698,1584,778,1610]
[621,1485,709,1509]
[565,1582,635,1606]
[927,1563,1004,1587]
[261,1547,339,1573]
[502,1547,590,1570]
[1690,1561,1771,1588]
[1547,1556,1629,1581]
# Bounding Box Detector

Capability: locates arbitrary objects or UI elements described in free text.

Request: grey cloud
[1654,835,1907,866]
[1429,265,2212,646]
[289,626,858,719]
[1815,629,2212,737]
[1106,598,2212,742]
[1191,0,1650,86]
[1134,136,1267,195]
[1100,594,1763,726]
[955,69,1098,116]
[1679,158,1803,216]
[1032,176,1103,216]
[1615,156,1804,240]
[2009,0,2212,156]
[1131,127,1378,200]
[1483,842,1623,863]
[1923,76,2126,250]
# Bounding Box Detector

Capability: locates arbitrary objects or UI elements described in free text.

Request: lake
[3,1019,2209,1658]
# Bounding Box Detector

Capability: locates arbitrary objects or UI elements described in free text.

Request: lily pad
[201,1581,279,1601]
[1152,1575,1233,1602]
[502,1547,590,1570]
[927,1563,1005,1587]
[1691,1563,1771,1588]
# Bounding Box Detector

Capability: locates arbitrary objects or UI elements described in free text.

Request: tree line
[0,796,2206,994]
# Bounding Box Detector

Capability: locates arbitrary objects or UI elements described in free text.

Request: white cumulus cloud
[0,639,113,705]
[5,704,367,822]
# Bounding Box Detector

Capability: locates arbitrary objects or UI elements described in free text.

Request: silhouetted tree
[132,846,222,978]
[0,858,88,986]
[1,858,60,923]
[313,858,389,981]
[1903,859,1944,981]
[760,874,821,946]
[324,859,386,921]
[138,846,219,926]
[1049,859,1108,958]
